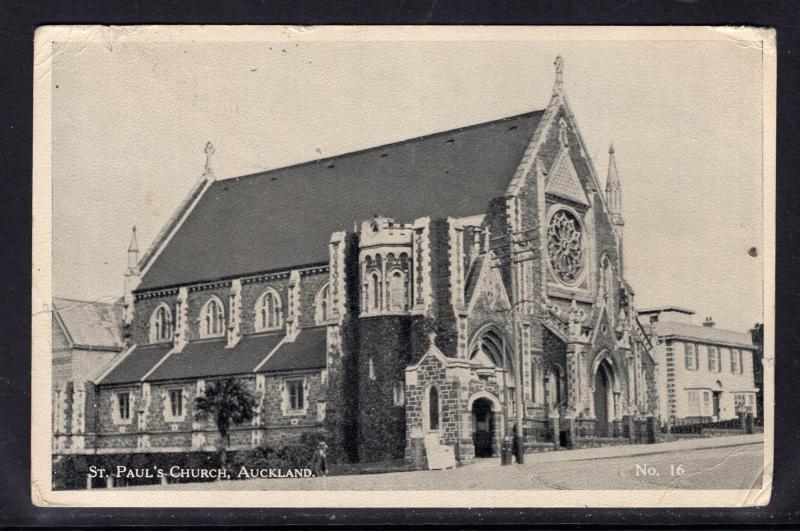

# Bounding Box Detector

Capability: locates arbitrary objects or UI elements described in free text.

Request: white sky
[51,36,765,333]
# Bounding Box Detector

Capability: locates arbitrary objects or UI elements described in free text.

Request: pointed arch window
[427,386,440,431]
[368,271,382,312]
[388,270,406,311]
[255,289,282,331]
[200,297,225,338]
[314,282,331,324]
[149,303,173,343]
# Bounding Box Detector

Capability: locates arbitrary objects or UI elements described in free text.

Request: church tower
[605,144,624,237]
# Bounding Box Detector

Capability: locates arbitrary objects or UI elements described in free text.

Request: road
[124,435,764,491]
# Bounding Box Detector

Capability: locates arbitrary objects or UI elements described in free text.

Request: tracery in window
[255,289,282,331]
[200,297,225,338]
[547,209,585,285]
[149,303,173,343]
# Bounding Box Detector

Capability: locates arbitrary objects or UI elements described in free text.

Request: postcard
[32,25,774,507]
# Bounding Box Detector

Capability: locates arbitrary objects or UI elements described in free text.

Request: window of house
[255,289,282,331]
[687,390,700,416]
[149,304,173,343]
[368,357,376,381]
[287,380,304,411]
[697,345,708,371]
[393,381,405,406]
[684,343,697,370]
[388,270,406,311]
[315,283,331,324]
[703,390,710,414]
[428,386,440,431]
[730,349,740,374]
[200,297,225,338]
[747,394,754,405]
[169,389,183,418]
[118,393,130,420]
[734,393,746,413]
[708,346,721,372]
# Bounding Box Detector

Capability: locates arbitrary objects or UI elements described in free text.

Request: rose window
[547,209,585,285]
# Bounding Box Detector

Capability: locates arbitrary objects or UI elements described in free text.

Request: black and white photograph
[31,25,774,508]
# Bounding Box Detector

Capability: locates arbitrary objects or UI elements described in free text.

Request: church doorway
[472,398,495,458]
[593,360,613,437]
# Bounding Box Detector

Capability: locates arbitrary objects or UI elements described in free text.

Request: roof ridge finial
[128,225,138,253]
[203,141,216,178]
[606,143,620,190]
[553,56,564,95]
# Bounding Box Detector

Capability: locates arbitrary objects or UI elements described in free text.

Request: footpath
[483,433,764,467]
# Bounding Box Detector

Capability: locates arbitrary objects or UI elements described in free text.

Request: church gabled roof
[138,110,545,291]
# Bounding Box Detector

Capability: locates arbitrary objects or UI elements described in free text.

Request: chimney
[703,316,715,328]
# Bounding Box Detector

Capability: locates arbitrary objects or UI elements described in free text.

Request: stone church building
[53,58,658,466]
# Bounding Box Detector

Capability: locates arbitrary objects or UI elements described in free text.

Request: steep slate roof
[651,321,753,349]
[53,297,124,350]
[145,332,284,382]
[139,111,545,291]
[99,343,172,385]
[259,326,326,373]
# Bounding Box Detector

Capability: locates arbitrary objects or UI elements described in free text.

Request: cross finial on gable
[428,331,438,346]
[553,56,564,95]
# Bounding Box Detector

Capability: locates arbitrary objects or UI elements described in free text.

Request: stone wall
[356,315,416,462]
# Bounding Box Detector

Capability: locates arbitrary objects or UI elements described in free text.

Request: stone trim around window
[281,377,310,417]
[110,391,134,426]
[162,387,188,423]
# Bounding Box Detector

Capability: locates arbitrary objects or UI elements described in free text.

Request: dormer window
[255,288,282,331]
[200,296,225,338]
[149,303,173,343]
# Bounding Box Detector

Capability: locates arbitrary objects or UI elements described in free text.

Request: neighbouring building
[641,307,758,424]
[53,57,658,467]
[52,297,125,385]
[52,297,125,452]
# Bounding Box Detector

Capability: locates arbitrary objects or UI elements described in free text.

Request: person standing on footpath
[311,441,329,477]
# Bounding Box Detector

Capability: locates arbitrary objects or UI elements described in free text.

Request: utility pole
[489,227,537,465]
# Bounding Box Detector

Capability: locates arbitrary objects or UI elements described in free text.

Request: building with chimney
[640,307,758,423]
[53,58,658,466]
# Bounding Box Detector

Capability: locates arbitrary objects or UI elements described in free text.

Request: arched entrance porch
[592,353,620,437]
[468,392,502,458]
